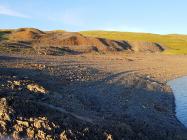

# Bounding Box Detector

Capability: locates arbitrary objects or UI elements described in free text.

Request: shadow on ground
[0,60,186,139]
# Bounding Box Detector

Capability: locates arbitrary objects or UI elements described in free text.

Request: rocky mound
[1,28,165,55]
[33,31,164,54]
[33,32,131,52]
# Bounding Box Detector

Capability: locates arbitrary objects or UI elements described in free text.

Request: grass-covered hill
[81,31,187,54]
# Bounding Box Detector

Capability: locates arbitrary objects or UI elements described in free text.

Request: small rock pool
[168,76,187,127]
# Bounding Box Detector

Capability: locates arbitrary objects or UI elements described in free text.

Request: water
[168,76,187,127]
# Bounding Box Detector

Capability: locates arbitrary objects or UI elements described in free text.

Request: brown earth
[0,53,187,140]
[8,28,45,41]
[1,28,164,55]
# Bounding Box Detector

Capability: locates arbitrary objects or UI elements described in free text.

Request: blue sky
[0,0,187,34]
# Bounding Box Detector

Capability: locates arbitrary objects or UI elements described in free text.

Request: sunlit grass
[163,49,187,55]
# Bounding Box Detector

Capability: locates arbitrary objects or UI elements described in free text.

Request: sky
[0,0,187,34]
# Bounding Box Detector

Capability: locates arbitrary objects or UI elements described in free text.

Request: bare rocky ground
[0,53,187,140]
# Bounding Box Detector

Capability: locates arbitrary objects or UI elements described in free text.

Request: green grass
[81,31,187,54]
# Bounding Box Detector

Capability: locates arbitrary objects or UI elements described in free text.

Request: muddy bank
[0,54,187,139]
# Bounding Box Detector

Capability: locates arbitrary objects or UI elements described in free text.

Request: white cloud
[0,5,29,18]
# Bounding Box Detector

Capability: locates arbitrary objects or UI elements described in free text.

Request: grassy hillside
[81,31,187,54]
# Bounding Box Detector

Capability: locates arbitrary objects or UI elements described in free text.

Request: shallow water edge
[168,76,187,127]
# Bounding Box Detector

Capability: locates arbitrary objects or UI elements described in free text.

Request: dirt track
[0,53,187,139]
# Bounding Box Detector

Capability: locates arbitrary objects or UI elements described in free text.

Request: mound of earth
[1,28,165,55]
[8,28,45,41]
[33,31,165,54]
[33,32,130,53]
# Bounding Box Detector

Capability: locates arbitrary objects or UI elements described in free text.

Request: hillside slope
[81,31,187,54]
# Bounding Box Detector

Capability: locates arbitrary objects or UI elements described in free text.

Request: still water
[168,76,187,127]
